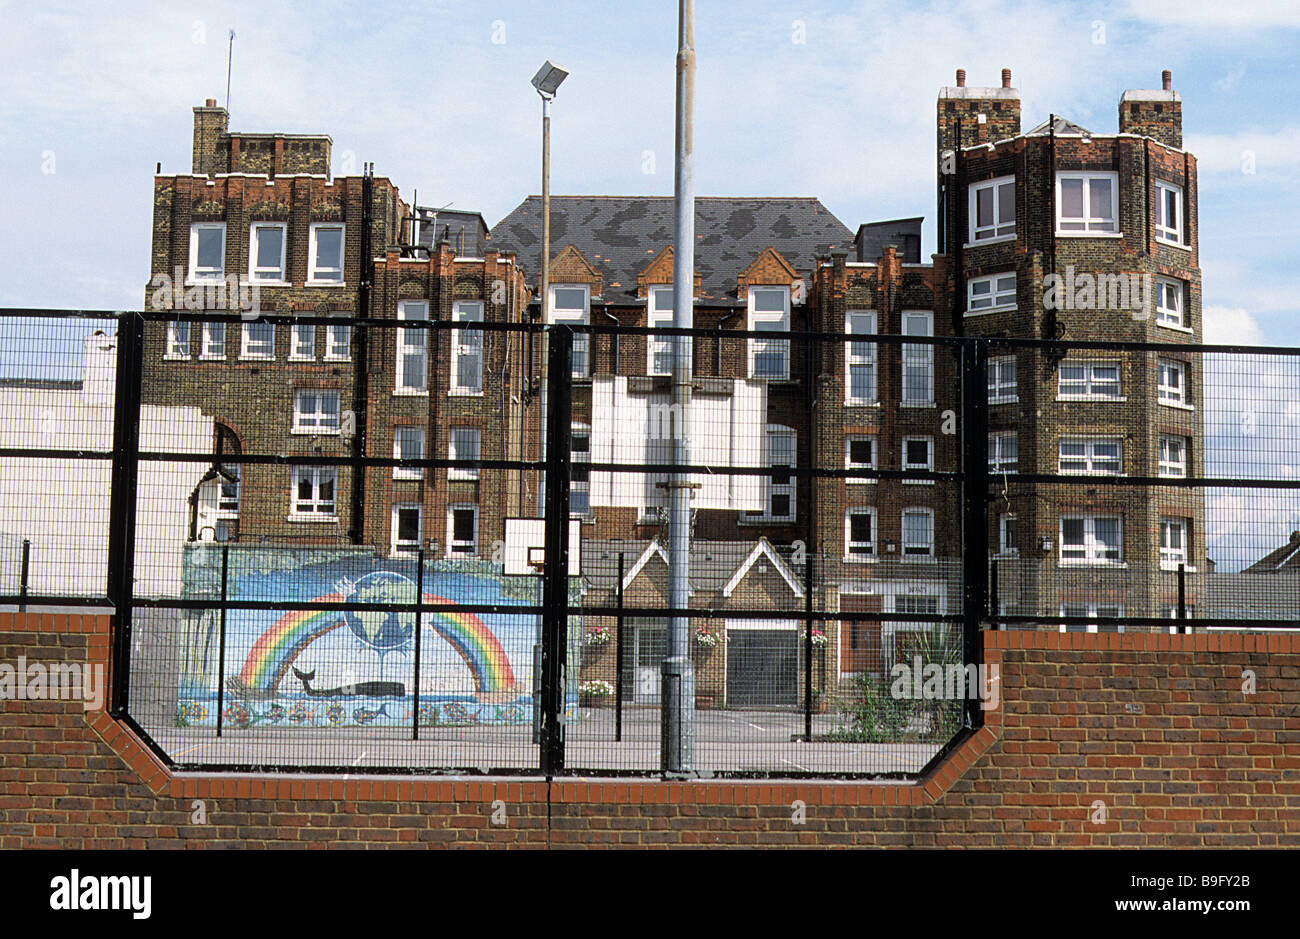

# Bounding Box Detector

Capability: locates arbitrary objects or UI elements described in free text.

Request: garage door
[726,621,799,707]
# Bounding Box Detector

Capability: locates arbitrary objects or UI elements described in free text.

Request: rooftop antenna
[225,29,235,111]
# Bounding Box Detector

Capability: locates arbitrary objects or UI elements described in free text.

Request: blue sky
[2,0,1300,567]
[2,0,1299,343]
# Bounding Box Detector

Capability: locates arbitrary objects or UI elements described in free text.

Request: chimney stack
[1002,68,1012,88]
[1119,70,1182,148]
[192,98,229,175]
[955,68,965,87]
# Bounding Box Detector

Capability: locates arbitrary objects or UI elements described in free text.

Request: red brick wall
[2,612,1296,848]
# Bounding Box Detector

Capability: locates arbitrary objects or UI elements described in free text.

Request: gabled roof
[1026,116,1093,137]
[1244,532,1300,572]
[488,196,854,302]
[721,538,805,599]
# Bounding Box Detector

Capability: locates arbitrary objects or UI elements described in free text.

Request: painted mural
[175,551,553,730]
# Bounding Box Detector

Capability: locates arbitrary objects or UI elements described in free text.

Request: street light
[531,60,568,320]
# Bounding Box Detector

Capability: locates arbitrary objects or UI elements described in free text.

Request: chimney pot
[1162,70,1172,91]
[955,69,965,87]
[205,98,217,107]
[1002,68,1011,88]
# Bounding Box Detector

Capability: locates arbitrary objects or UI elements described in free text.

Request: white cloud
[1203,305,1265,344]
[1183,127,1300,177]
[1123,0,1300,30]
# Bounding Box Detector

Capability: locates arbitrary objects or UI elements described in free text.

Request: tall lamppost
[531,61,568,322]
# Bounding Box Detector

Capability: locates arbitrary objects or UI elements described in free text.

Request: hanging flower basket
[694,623,723,648]
[584,625,611,647]
[806,627,829,647]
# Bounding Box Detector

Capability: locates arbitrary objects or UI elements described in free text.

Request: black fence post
[1177,563,1188,634]
[960,337,990,729]
[615,551,625,743]
[108,310,144,719]
[215,545,229,737]
[412,548,425,740]
[989,557,999,626]
[803,553,814,742]
[18,539,29,613]
[540,326,573,777]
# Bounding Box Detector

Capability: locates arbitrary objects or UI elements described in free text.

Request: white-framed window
[748,286,791,380]
[1056,172,1119,234]
[307,223,345,284]
[571,423,591,516]
[293,389,340,434]
[1155,278,1184,327]
[549,284,591,378]
[901,311,933,406]
[1059,603,1124,633]
[448,427,481,481]
[845,435,877,483]
[988,355,1017,403]
[447,504,478,557]
[744,425,796,522]
[902,436,933,484]
[241,321,275,359]
[1160,517,1189,569]
[845,310,877,404]
[1058,437,1122,475]
[1058,360,1121,399]
[647,286,674,377]
[391,503,422,556]
[989,432,1018,474]
[969,176,1015,243]
[1060,514,1122,564]
[451,300,484,394]
[217,465,240,517]
[393,426,425,480]
[967,272,1017,313]
[166,321,191,358]
[396,300,429,393]
[1158,358,1187,405]
[845,508,876,560]
[248,222,287,282]
[902,508,935,558]
[290,323,315,360]
[998,513,1018,556]
[1154,180,1185,245]
[201,321,225,359]
[188,222,226,282]
[326,318,351,361]
[291,466,337,517]
[1159,435,1188,478]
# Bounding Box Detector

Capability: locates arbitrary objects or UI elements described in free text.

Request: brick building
[141,67,1203,703]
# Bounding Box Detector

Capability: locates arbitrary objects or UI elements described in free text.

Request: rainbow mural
[237,592,516,699]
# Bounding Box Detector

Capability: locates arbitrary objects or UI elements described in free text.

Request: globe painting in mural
[341,570,417,651]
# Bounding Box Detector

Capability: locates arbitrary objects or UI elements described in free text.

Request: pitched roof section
[488,196,854,302]
[1244,531,1300,572]
[1026,115,1093,137]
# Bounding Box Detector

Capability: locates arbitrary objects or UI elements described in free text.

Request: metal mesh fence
[3,310,1300,777]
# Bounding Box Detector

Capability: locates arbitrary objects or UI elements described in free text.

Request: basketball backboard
[503,518,581,576]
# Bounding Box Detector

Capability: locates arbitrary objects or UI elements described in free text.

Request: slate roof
[1244,531,1300,573]
[487,196,855,303]
[1026,115,1093,137]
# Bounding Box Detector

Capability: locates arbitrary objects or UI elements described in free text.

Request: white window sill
[1058,560,1127,569]
[963,235,1016,248]
[988,395,1019,405]
[989,467,1019,475]
[1155,238,1190,251]
[1158,471,1188,479]
[287,514,340,523]
[288,356,317,363]
[239,355,275,362]
[448,475,481,483]
[1161,563,1196,573]
[324,355,352,363]
[448,389,484,397]
[1057,395,1127,403]
[291,427,341,436]
[1054,231,1122,239]
[185,276,227,286]
[900,402,936,409]
[249,278,290,287]
[966,305,1017,317]
[393,389,430,397]
[305,280,347,287]
[902,478,935,485]
[163,354,191,361]
[843,555,877,564]
[846,474,877,484]
[1159,400,1195,411]
[845,400,881,407]
[901,555,937,562]
[1156,320,1192,333]
[749,376,792,383]
[199,354,227,361]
